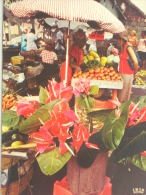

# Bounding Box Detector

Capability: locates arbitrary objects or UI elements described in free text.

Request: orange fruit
[78,71,82,75]
[95,68,100,73]
[92,77,97,80]
[95,73,99,78]
[109,67,114,71]
[73,73,77,78]
[90,73,95,78]
[99,73,104,77]
[89,69,95,74]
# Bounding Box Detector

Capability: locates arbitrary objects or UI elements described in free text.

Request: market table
[71,78,124,109]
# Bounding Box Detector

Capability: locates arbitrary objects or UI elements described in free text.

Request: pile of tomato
[73,67,122,81]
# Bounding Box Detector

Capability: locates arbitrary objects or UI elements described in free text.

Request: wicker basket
[1,165,33,195]
[77,106,103,132]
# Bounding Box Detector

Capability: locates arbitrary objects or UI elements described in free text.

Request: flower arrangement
[2,78,146,175]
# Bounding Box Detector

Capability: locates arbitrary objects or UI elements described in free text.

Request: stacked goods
[83,51,100,64]
[2,94,16,111]
[133,70,146,86]
[134,77,145,86]
[73,66,122,81]
[137,70,146,77]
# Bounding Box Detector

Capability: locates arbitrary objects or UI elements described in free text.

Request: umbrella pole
[64,21,70,86]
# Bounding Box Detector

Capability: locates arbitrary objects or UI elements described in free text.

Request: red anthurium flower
[17,99,39,118]
[73,78,91,97]
[29,128,53,142]
[141,151,146,157]
[137,107,146,123]
[60,86,73,102]
[115,108,120,119]
[37,142,55,153]
[58,134,73,156]
[58,140,69,156]
[127,102,140,127]
[46,79,73,103]
[63,110,80,123]
[85,142,99,150]
[29,129,55,153]
[71,124,89,153]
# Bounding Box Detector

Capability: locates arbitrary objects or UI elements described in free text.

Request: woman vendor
[116,33,138,103]
[60,29,86,86]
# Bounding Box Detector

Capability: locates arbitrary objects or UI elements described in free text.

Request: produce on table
[2,126,11,134]
[83,51,100,64]
[11,140,24,147]
[2,128,25,148]
[2,94,16,111]
[134,77,145,86]
[100,56,107,66]
[73,66,122,81]
[89,51,100,59]
[137,70,146,77]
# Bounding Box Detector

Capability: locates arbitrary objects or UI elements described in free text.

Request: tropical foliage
[2,78,146,175]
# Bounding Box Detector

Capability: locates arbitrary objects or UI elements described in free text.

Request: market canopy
[44,18,90,30]
[8,0,126,34]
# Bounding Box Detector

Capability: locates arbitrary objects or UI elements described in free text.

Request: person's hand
[75,66,81,73]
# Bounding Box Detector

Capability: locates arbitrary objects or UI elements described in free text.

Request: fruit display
[73,66,122,82]
[2,127,25,148]
[137,70,146,77]
[134,77,146,86]
[83,51,100,64]
[133,70,146,86]
[2,94,16,111]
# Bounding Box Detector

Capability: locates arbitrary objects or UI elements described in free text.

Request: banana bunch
[135,77,145,86]
[137,70,146,77]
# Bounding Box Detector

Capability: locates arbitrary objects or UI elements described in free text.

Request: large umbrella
[8,0,126,85]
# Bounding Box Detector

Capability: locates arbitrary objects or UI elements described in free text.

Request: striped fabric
[9,0,125,33]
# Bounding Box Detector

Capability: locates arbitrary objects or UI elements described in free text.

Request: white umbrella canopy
[8,0,126,85]
[9,0,125,34]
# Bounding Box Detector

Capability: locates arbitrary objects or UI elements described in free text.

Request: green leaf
[39,86,49,104]
[133,95,146,110]
[19,99,60,134]
[88,109,114,123]
[13,116,26,130]
[90,85,99,95]
[75,96,87,109]
[102,100,131,150]
[128,154,146,171]
[77,141,99,168]
[37,147,72,175]
[2,110,20,127]
[88,96,95,109]
[109,122,146,163]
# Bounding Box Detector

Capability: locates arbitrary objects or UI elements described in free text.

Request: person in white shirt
[55,28,65,53]
[25,29,38,51]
